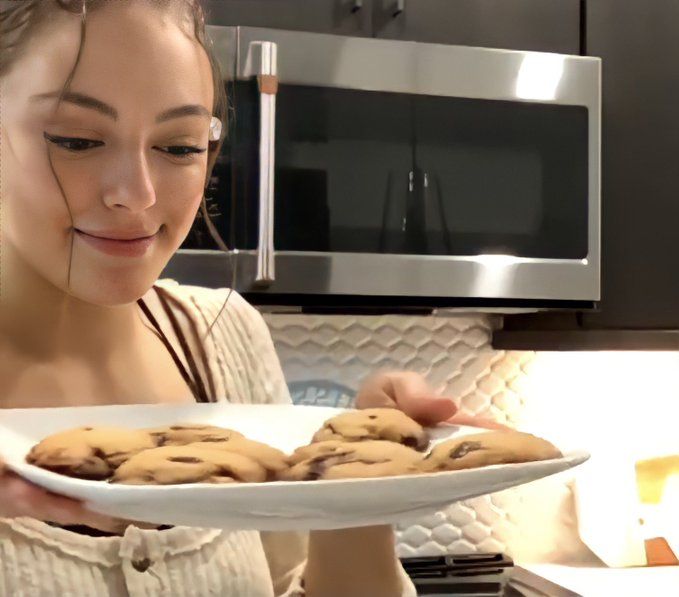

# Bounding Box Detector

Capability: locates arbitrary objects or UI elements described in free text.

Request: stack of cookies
[26,408,562,485]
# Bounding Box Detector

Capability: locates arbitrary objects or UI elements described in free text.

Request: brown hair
[0,0,231,401]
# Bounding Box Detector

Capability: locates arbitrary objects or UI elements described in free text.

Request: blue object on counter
[288,380,356,408]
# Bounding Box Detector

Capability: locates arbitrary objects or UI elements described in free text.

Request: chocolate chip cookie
[190,437,288,476]
[146,424,244,446]
[420,431,562,473]
[111,445,267,485]
[287,440,347,466]
[312,408,429,451]
[27,426,157,480]
[279,440,423,481]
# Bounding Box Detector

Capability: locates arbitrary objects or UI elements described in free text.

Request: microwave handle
[252,41,278,285]
[393,0,405,17]
[352,0,363,12]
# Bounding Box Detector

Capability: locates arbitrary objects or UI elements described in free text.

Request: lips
[74,228,159,258]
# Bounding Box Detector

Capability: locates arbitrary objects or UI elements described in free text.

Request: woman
[0,1,498,595]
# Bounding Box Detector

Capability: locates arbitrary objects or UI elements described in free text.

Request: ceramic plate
[0,403,589,531]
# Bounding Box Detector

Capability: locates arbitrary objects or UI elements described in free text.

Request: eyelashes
[43,132,207,160]
[43,132,103,152]
[160,145,207,158]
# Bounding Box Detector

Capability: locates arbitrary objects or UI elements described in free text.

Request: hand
[0,458,139,534]
[355,370,509,429]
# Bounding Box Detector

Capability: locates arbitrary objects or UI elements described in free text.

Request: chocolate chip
[168,456,203,464]
[217,467,236,480]
[200,436,227,443]
[83,427,93,431]
[50,464,111,481]
[402,435,430,451]
[308,460,328,477]
[368,415,378,420]
[449,441,483,460]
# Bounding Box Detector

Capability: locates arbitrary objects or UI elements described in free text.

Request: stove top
[400,554,582,597]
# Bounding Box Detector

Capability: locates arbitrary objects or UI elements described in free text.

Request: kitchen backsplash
[262,311,678,563]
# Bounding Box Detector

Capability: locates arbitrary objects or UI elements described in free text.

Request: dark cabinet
[372,0,581,54]
[205,0,581,55]
[582,0,679,329]
[495,0,679,349]
[203,0,372,37]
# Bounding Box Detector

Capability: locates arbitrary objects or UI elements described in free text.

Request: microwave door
[170,27,600,305]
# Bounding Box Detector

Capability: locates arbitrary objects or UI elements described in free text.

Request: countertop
[524,563,679,597]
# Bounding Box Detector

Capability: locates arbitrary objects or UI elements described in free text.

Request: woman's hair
[0,0,232,400]
[0,0,230,248]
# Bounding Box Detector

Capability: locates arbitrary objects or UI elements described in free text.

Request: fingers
[356,370,507,428]
[447,412,511,431]
[1,474,82,522]
[354,372,398,410]
[400,396,458,426]
[0,473,129,532]
[388,372,434,402]
[355,389,397,411]
[356,371,459,425]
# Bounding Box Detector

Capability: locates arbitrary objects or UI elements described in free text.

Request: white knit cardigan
[0,280,415,597]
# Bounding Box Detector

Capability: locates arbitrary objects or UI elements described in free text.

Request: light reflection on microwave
[470,254,520,297]
[515,53,566,101]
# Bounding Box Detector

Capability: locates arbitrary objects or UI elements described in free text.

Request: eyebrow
[31,91,210,123]
[156,104,211,123]
[32,91,118,119]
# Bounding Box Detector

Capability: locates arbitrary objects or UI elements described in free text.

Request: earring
[209,116,222,141]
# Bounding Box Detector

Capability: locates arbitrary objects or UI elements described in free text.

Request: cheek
[158,163,206,239]
[1,124,74,278]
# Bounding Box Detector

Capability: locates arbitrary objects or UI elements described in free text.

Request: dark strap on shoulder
[153,286,211,403]
[136,296,202,402]
[170,293,217,402]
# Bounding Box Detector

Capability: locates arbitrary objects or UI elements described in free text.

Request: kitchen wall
[263,312,679,563]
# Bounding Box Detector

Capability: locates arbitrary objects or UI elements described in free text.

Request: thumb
[398,395,458,426]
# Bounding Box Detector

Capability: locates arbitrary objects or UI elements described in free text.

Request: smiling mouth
[74,228,160,257]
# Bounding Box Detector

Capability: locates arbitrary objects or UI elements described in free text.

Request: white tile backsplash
[262,311,600,563]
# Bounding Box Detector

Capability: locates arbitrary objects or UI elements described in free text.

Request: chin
[69,266,165,307]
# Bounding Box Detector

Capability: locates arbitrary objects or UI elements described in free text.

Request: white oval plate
[0,403,589,531]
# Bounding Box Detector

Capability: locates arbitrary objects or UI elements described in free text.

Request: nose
[102,148,157,212]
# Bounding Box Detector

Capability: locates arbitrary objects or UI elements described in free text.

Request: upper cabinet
[204,0,581,54]
[581,0,679,330]
[372,0,581,54]
[202,0,372,37]
[495,0,679,349]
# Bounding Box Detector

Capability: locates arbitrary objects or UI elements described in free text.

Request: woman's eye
[157,145,207,159]
[43,132,103,152]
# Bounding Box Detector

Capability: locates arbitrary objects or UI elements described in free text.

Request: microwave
[166,26,601,311]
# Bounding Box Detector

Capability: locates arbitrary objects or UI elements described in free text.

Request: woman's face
[0,2,215,306]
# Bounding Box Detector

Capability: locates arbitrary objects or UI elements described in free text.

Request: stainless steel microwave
[165,26,601,311]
